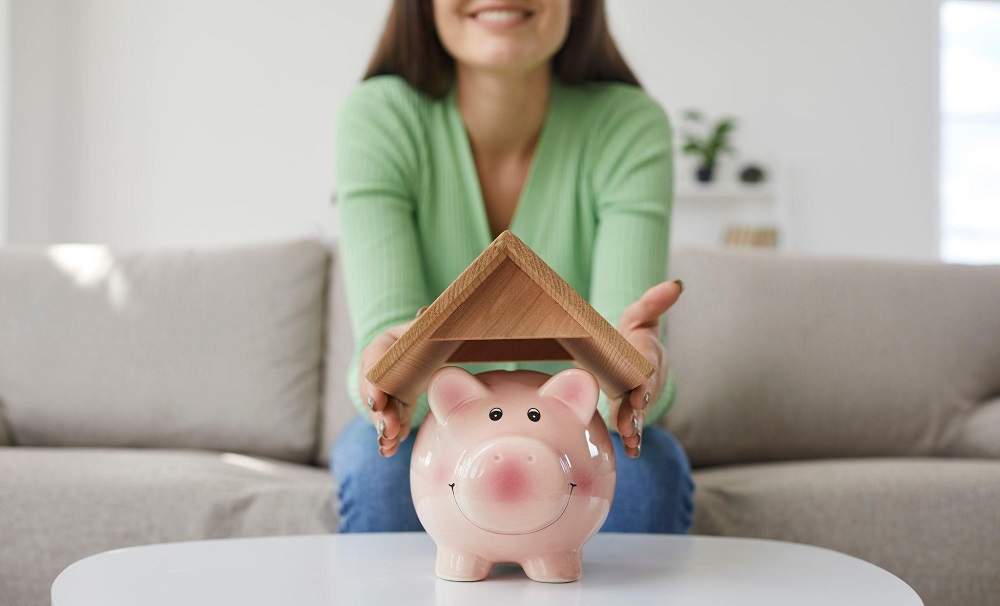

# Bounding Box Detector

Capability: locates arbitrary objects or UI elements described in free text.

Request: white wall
[609,0,941,259]
[10,0,387,247]
[0,0,9,244]
[9,0,58,245]
[8,1,941,259]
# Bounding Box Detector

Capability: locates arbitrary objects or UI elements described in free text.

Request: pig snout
[451,437,574,535]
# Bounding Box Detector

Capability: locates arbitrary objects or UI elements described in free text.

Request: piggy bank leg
[435,547,493,582]
[521,550,583,583]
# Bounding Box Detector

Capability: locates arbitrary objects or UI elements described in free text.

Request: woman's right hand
[358,318,418,457]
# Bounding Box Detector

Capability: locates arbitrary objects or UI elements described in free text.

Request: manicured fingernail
[367,396,375,411]
[636,441,642,457]
[673,279,685,293]
[378,447,388,458]
[378,417,386,441]
[415,306,428,318]
[632,413,639,436]
[643,392,650,410]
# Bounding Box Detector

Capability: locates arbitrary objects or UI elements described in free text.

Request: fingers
[380,398,413,443]
[381,403,402,440]
[618,280,684,331]
[620,325,667,411]
[358,356,389,413]
[373,397,413,458]
[361,380,389,414]
[359,346,393,414]
[616,279,679,461]
[358,318,423,458]
[629,381,652,412]
[616,387,643,435]
[373,410,397,458]
[616,389,645,459]
[359,319,419,414]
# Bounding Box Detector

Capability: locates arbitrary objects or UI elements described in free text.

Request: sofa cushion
[692,458,1000,606]
[0,240,328,463]
[318,240,358,466]
[665,248,1000,466]
[0,447,337,606]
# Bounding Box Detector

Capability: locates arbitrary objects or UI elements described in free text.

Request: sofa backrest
[317,241,358,466]
[665,248,1000,467]
[0,240,327,464]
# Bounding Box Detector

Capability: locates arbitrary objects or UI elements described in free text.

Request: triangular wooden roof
[367,231,653,405]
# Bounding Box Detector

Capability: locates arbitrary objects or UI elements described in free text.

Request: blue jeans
[330,417,694,534]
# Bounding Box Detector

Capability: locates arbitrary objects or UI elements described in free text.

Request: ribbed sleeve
[587,87,676,425]
[334,80,431,421]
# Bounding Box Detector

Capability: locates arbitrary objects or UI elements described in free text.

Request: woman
[331,0,693,534]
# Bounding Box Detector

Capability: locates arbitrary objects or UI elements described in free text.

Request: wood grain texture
[367,231,653,403]
[432,258,588,340]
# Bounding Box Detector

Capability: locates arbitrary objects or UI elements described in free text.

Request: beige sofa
[665,249,1000,606]
[0,239,997,606]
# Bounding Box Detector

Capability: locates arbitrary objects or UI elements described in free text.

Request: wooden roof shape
[367,230,654,405]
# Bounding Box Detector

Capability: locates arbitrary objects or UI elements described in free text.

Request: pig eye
[527,408,541,422]
[489,408,503,421]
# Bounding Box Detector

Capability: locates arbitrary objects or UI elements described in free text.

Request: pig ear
[539,369,600,426]
[427,366,490,422]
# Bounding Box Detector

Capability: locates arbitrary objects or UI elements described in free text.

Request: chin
[441,13,568,77]
[458,45,552,77]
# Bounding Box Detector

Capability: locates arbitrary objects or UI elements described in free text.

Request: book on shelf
[723,225,779,249]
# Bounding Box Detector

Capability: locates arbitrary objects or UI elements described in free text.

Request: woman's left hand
[613,279,684,458]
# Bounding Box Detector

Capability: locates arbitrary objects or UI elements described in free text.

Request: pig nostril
[527,455,535,464]
[493,454,502,462]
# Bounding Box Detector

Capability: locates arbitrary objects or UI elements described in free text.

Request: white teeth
[475,10,528,23]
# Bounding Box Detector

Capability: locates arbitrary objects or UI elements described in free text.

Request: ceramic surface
[411,368,616,583]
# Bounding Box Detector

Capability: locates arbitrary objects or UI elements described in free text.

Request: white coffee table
[52,532,922,605]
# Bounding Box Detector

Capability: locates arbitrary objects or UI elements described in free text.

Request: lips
[468,6,535,25]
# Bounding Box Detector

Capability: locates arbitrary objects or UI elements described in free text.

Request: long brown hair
[363,0,641,98]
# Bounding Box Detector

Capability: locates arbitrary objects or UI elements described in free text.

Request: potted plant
[681,110,737,183]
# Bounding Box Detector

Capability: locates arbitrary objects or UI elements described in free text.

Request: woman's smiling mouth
[469,7,535,28]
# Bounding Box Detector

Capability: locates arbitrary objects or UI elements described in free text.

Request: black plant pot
[695,165,715,183]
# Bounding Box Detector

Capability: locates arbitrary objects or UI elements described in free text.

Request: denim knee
[600,426,695,534]
[330,417,424,533]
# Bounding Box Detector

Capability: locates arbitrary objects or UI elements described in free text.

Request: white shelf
[670,170,792,252]
[675,180,774,201]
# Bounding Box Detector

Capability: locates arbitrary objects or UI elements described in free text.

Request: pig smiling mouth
[448,482,576,535]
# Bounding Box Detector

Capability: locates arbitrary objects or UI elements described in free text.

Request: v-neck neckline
[448,81,560,246]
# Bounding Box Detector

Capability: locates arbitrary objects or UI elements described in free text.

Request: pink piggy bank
[411,367,616,583]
